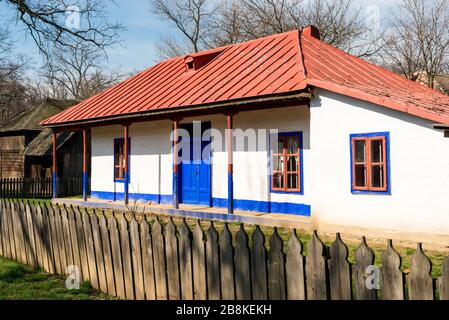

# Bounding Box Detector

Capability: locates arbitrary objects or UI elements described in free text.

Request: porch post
[124,124,130,205]
[173,119,179,209]
[52,131,58,199]
[82,129,88,201]
[227,113,234,214]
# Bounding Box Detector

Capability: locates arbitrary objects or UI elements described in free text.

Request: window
[351,133,390,193]
[271,132,302,193]
[114,138,130,182]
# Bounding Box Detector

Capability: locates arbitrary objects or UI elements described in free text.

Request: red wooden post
[173,119,180,209]
[227,113,234,214]
[124,124,130,205]
[52,131,58,198]
[82,129,88,201]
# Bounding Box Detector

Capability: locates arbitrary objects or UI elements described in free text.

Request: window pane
[287,136,300,154]
[355,164,366,187]
[273,173,284,189]
[287,155,299,172]
[287,173,299,190]
[354,140,366,162]
[272,155,283,171]
[371,165,384,188]
[371,139,384,163]
[275,137,284,153]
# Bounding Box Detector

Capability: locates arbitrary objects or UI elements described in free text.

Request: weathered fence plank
[99,214,116,296]
[74,206,89,282]
[165,218,181,300]
[380,240,404,300]
[1,200,8,256]
[178,219,193,300]
[8,201,17,261]
[286,230,305,300]
[109,214,125,299]
[192,220,207,300]
[328,233,352,300]
[219,223,235,300]
[0,201,5,258]
[140,218,156,300]
[48,205,61,275]
[54,205,68,274]
[408,243,434,300]
[268,228,286,300]
[83,209,100,290]
[61,205,74,271]
[91,212,108,293]
[439,256,449,300]
[206,222,220,300]
[42,204,55,274]
[32,203,43,269]
[235,224,251,300]
[251,226,267,300]
[25,202,37,267]
[36,205,52,274]
[353,237,376,300]
[67,206,82,281]
[130,217,145,300]
[152,218,168,300]
[119,213,134,300]
[306,231,328,300]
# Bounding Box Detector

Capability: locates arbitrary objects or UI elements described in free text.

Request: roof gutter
[42,90,311,130]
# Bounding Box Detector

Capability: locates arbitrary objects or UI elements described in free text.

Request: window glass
[271,134,301,192]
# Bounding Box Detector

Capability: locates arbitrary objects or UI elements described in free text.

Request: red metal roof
[42,27,449,126]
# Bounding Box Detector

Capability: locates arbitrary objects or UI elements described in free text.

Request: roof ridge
[302,34,449,97]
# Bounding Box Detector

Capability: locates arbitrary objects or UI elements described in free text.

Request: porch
[53,197,314,230]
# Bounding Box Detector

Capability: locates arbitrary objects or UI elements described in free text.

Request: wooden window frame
[114,138,130,183]
[351,133,390,194]
[271,132,302,194]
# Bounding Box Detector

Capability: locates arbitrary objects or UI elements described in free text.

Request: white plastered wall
[310,88,449,236]
[90,106,312,209]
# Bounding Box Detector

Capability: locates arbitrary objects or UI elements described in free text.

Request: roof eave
[42,90,311,130]
[308,80,449,125]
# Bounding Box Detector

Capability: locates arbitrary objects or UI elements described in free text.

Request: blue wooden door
[179,122,211,206]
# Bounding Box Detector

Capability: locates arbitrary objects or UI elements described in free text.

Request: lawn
[0,256,112,300]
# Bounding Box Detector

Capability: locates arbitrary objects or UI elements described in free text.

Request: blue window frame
[114,137,131,183]
[350,132,391,195]
[269,131,304,195]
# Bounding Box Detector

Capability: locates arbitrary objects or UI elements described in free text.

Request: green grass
[0,256,112,300]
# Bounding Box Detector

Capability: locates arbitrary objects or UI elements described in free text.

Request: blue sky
[4,0,399,75]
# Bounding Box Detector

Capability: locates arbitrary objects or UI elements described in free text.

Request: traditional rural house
[42,26,449,241]
[0,99,88,179]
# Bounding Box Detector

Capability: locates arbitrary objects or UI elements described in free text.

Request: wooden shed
[0,99,89,179]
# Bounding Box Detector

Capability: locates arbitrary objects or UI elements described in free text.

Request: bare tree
[206,0,246,47]
[40,41,127,100]
[1,0,122,56]
[0,55,36,125]
[153,0,383,59]
[383,0,449,88]
[152,0,216,58]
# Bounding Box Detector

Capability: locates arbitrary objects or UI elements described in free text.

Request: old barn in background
[0,99,90,179]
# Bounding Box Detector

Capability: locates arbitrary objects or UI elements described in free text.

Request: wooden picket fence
[0,177,86,199]
[0,198,448,300]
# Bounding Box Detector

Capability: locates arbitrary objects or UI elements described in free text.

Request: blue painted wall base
[228,173,234,214]
[91,191,311,216]
[173,172,179,209]
[52,173,58,199]
[82,172,88,201]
